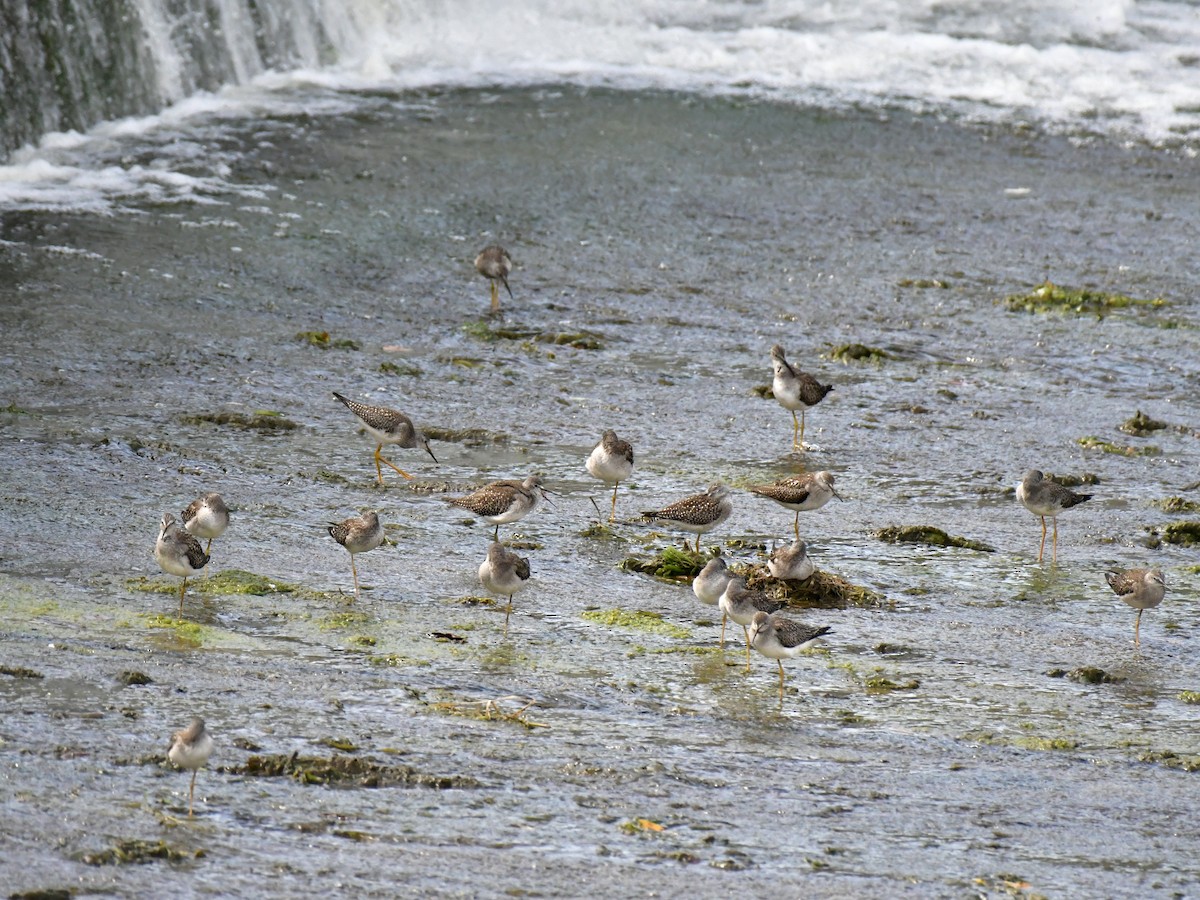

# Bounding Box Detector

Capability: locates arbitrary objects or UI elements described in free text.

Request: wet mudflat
[1,87,1199,897]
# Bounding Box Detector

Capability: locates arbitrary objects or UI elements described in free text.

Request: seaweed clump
[875,525,995,553]
[1159,521,1200,546]
[295,330,361,350]
[1120,410,1168,436]
[1152,497,1200,514]
[827,343,891,362]
[1003,281,1164,317]
[1077,436,1160,457]
[82,839,197,866]
[619,547,707,583]
[581,608,691,639]
[230,753,478,789]
[128,569,301,596]
[182,411,298,432]
[743,565,887,610]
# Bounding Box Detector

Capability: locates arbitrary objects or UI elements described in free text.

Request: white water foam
[3,0,1199,212]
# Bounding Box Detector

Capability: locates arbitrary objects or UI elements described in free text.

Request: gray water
[2,87,1199,898]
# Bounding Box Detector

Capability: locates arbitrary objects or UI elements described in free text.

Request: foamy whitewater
[3,0,1200,211]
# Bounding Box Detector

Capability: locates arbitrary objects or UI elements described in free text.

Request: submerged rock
[82,839,196,866]
[1120,409,1168,436]
[230,753,478,789]
[874,525,995,553]
[182,411,299,432]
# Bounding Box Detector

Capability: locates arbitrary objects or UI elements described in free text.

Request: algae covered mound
[619,546,707,583]
[743,565,886,609]
[875,525,995,553]
[129,569,301,596]
[230,753,479,789]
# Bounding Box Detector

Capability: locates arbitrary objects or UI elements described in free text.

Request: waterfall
[0,0,382,159]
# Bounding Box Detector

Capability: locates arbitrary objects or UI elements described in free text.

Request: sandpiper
[479,542,531,635]
[768,539,814,582]
[1016,470,1092,564]
[718,575,786,670]
[586,429,635,522]
[749,611,833,701]
[333,391,437,486]
[168,717,214,818]
[748,470,841,539]
[328,511,385,600]
[154,513,210,616]
[182,492,230,559]
[449,474,548,540]
[642,483,734,553]
[770,344,833,450]
[1104,568,1166,647]
[475,245,513,313]
[692,556,735,646]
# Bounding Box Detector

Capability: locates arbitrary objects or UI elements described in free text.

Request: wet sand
[1,88,1199,897]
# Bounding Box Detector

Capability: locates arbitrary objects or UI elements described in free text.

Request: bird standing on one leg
[770,344,833,450]
[586,429,634,522]
[328,511,385,600]
[333,392,437,486]
[749,611,833,701]
[154,513,210,616]
[1016,469,1092,564]
[182,492,230,580]
[642,483,734,553]
[1104,567,1166,647]
[448,474,548,541]
[748,470,841,540]
[475,245,513,313]
[479,541,531,636]
[168,717,214,818]
[718,575,786,671]
[692,556,734,647]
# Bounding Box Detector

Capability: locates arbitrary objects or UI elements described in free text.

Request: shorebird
[749,611,833,701]
[154,513,210,615]
[768,539,814,582]
[448,474,548,540]
[770,344,833,450]
[327,511,385,600]
[748,470,841,539]
[692,556,735,646]
[718,575,786,670]
[333,392,437,486]
[168,717,214,818]
[475,245,513,313]
[182,492,230,564]
[1016,469,1092,564]
[479,542,531,635]
[642,483,734,553]
[586,429,635,522]
[1104,568,1166,647]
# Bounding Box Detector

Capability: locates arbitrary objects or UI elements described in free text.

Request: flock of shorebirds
[152,244,1167,814]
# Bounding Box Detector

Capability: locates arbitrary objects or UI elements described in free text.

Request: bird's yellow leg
[793,511,800,541]
[777,660,786,701]
[1134,610,1142,647]
[188,769,198,817]
[798,410,806,447]
[376,446,413,479]
[179,578,187,616]
[350,555,360,601]
[609,484,619,522]
[1037,516,1047,563]
[1051,518,1059,565]
[719,613,727,648]
[504,598,513,636]
[791,410,800,450]
[742,626,752,672]
[490,281,500,312]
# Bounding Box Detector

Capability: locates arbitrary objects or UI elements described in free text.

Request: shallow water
[2,87,1199,897]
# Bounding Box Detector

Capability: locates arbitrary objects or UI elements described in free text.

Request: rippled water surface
[2,88,1199,897]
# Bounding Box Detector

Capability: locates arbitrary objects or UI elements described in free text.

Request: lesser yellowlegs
[586,429,635,522]
[1016,470,1092,564]
[1104,568,1166,647]
[718,574,786,670]
[328,511,385,600]
[182,492,230,559]
[748,470,841,539]
[479,541,531,636]
[692,556,734,646]
[770,344,833,450]
[768,539,814,582]
[154,513,210,615]
[168,717,213,818]
[448,474,548,540]
[333,391,437,486]
[749,611,833,701]
[641,483,733,553]
[475,245,513,313]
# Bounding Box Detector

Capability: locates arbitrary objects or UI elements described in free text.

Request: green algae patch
[141,615,207,646]
[619,547,706,583]
[1153,496,1200,513]
[1160,521,1200,546]
[1077,435,1160,457]
[295,330,361,350]
[1003,281,1165,317]
[1177,691,1200,705]
[422,426,509,446]
[430,695,548,730]
[647,645,723,656]
[1049,666,1125,685]
[826,342,891,362]
[897,278,950,289]
[463,321,604,350]
[379,361,421,377]
[1137,749,1200,773]
[864,675,920,694]
[1120,409,1168,436]
[319,737,359,753]
[82,838,198,866]
[319,611,372,631]
[875,525,995,553]
[230,753,479,788]
[182,411,299,432]
[129,569,303,597]
[1044,472,1100,488]
[118,670,153,686]
[582,608,691,640]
